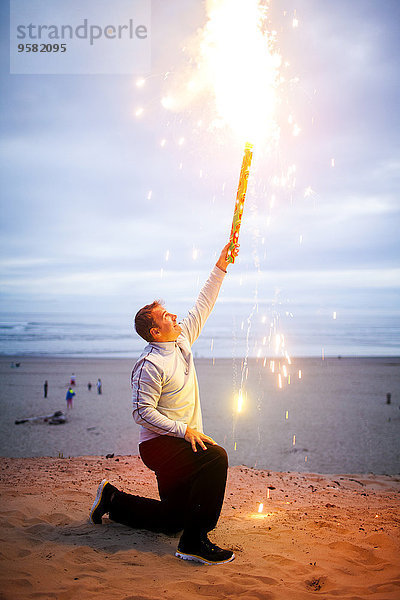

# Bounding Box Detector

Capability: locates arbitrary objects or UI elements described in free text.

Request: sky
[0,1,399,353]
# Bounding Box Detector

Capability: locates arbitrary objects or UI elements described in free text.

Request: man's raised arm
[179,242,239,346]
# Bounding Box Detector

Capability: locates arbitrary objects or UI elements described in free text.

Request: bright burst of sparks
[163,0,281,145]
[200,0,281,142]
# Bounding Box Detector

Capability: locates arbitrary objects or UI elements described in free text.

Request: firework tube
[227,142,254,263]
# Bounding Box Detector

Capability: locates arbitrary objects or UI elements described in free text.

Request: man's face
[150,305,182,342]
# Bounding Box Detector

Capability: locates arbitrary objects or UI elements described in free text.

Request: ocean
[0,308,399,358]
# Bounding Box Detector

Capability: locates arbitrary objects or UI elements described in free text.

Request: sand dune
[1,456,399,599]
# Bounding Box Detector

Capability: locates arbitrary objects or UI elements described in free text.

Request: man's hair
[134,300,163,342]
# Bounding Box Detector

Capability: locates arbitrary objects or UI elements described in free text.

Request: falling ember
[292,124,301,137]
[147,190,152,201]
[278,374,282,389]
[333,311,337,320]
[165,249,170,261]
[210,338,214,351]
[304,186,313,198]
[234,441,237,451]
[258,503,264,513]
[161,95,174,110]
[192,247,198,260]
[298,369,302,379]
[236,389,244,413]
[305,456,308,462]
[136,77,145,87]
[160,138,166,147]
[292,434,296,446]
[267,488,270,499]
[285,410,289,420]
[331,158,335,167]
[299,234,303,244]
[135,107,144,117]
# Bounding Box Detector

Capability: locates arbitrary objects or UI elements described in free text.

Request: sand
[1,356,399,474]
[0,455,399,599]
[1,356,400,598]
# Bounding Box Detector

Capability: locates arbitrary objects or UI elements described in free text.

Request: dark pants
[108,436,228,539]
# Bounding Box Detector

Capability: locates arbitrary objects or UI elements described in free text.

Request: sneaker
[89,479,117,524]
[175,535,235,565]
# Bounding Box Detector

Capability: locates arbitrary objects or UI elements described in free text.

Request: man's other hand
[216,242,239,272]
[185,426,218,452]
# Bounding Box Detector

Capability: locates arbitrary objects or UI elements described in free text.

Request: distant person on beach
[96,379,102,395]
[65,387,75,410]
[88,382,92,391]
[44,380,48,398]
[70,374,76,386]
[90,242,238,565]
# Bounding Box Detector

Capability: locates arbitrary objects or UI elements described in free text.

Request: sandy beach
[1,355,399,598]
[1,356,399,474]
[0,455,399,599]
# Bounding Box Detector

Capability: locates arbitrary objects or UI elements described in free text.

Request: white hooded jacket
[131,265,226,444]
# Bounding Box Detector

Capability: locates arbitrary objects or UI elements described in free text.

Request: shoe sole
[175,551,235,565]
[89,479,109,524]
